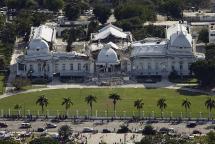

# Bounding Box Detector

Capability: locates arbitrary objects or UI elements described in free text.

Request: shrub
[142,125,156,135]
[11,77,31,90]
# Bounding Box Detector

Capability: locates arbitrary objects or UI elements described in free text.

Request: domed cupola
[170,32,192,48]
[27,38,49,55]
[97,44,119,64]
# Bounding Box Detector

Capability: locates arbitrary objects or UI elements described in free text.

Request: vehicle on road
[20,123,31,129]
[102,129,111,133]
[46,123,57,129]
[19,131,32,137]
[186,122,197,128]
[37,128,47,132]
[82,127,94,133]
[159,127,169,134]
[192,130,202,135]
[135,128,144,133]
[0,122,8,128]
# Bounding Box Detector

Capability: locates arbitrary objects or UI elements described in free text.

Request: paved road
[0,120,213,144]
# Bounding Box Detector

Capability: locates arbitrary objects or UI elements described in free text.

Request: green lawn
[0,88,213,118]
[0,75,5,94]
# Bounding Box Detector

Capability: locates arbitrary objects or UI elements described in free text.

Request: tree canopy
[93,5,111,24]
[191,44,215,87]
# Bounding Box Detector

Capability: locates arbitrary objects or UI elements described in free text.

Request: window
[38,64,41,72]
[78,63,81,71]
[18,63,25,71]
[62,64,66,71]
[155,62,159,70]
[47,64,50,72]
[148,62,151,70]
[30,64,33,71]
[85,64,89,71]
[70,64,73,70]
[55,64,58,72]
[180,62,183,71]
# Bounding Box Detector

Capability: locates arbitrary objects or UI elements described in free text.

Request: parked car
[82,127,94,133]
[135,128,143,133]
[37,128,47,132]
[192,130,202,135]
[159,127,169,134]
[168,128,176,136]
[46,123,57,129]
[20,123,31,129]
[0,122,8,128]
[20,131,32,137]
[102,129,111,133]
[186,122,197,128]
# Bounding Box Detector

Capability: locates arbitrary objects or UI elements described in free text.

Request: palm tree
[85,95,97,116]
[14,104,22,115]
[36,95,48,114]
[134,99,144,118]
[205,97,215,119]
[157,98,167,118]
[62,97,73,116]
[182,98,191,118]
[109,93,121,115]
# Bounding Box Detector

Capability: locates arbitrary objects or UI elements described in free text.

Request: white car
[82,127,94,133]
[21,123,31,128]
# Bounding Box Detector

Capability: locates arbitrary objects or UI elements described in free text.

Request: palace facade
[16,23,204,81]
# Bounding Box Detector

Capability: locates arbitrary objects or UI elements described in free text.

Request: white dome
[97,44,119,63]
[29,39,49,51]
[170,33,192,48]
[27,39,49,55]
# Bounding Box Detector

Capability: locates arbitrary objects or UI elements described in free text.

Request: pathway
[6,38,23,91]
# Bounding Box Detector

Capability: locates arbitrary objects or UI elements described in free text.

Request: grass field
[0,75,5,94]
[0,88,213,118]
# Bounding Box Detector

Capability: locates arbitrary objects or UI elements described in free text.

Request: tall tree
[85,95,97,116]
[205,97,215,119]
[134,99,144,117]
[93,5,111,24]
[159,0,183,19]
[181,98,191,118]
[36,95,48,113]
[44,0,64,11]
[58,125,73,143]
[157,98,167,118]
[64,3,81,20]
[198,28,209,43]
[109,93,121,115]
[64,26,85,52]
[62,97,73,116]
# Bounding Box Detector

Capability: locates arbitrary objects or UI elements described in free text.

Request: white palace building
[16,22,205,82]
